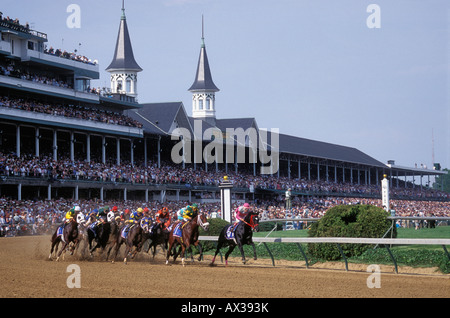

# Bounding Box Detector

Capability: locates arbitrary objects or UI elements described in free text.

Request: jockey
[121,208,131,222]
[156,207,171,229]
[65,206,80,223]
[96,207,108,224]
[176,205,194,223]
[234,203,251,223]
[127,208,144,224]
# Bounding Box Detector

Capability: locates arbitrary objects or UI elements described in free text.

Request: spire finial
[121,0,126,19]
[201,14,205,48]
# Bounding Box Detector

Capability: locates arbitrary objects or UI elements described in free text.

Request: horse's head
[140,217,151,233]
[246,211,260,232]
[197,213,210,231]
[107,211,115,223]
[76,212,85,225]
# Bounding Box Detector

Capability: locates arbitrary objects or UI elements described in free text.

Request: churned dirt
[0,235,448,298]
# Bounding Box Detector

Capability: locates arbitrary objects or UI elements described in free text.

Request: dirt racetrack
[0,235,448,299]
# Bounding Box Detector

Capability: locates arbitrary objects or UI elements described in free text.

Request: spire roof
[106,3,142,72]
[188,18,219,92]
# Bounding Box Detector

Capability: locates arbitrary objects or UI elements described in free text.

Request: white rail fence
[197,235,450,274]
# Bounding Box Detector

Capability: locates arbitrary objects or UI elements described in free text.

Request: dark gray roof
[215,118,257,132]
[106,11,142,72]
[130,102,192,135]
[188,40,219,92]
[277,133,386,167]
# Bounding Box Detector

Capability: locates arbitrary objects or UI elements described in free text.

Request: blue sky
[3,0,449,171]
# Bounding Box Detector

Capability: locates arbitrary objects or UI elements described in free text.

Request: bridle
[196,214,210,231]
[241,213,259,230]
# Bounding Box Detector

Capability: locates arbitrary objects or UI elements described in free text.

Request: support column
[157,136,161,168]
[53,130,57,161]
[144,137,148,167]
[48,184,52,200]
[86,134,91,163]
[334,165,337,183]
[35,127,40,158]
[18,184,22,201]
[130,139,134,167]
[102,136,106,164]
[16,125,20,157]
[70,131,75,162]
[288,158,291,179]
[116,138,121,166]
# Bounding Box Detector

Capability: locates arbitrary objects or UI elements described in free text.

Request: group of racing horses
[48,209,260,266]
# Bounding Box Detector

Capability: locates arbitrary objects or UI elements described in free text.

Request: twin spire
[106,3,219,114]
[106,0,142,73]
[188,15,219,93]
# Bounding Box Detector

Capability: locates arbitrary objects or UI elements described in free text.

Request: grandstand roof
[276,133,387,167]
[128,102,192,136]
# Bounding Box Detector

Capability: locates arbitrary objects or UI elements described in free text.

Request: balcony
[0,74,100,103]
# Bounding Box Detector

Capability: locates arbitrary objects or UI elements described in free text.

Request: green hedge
[199,218,230,252]
[307,205,395,260]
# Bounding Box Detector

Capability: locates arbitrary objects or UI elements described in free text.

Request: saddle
[121,223,136,239]
[57,224,66,243]
[173,222,183,238]
[225,222,240,243]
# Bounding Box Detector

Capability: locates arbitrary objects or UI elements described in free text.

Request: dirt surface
[0,235,448,299]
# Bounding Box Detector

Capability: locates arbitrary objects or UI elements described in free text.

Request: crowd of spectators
[0,12,32,34]
[0,61,72,89]
[44,46,98,65]
[1,151,449,201]
[0,96,143,128]
[1,195,448,237]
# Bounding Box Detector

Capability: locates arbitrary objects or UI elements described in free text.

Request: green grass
[206,226,450,273]
[255,225,450,240]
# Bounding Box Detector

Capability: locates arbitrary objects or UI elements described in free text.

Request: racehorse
[165,213,209,266]
[49,212,81,261]
[111,217,151,264]
[104,216,121,261]
[210,211,260,266]
[145,221,169,259]
[87,220,111,256]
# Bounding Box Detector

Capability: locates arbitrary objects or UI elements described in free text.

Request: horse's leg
[193,241,203,261]
[181,244,187,267]
[165,239,174,265]
[210,239,225,265]
[49,236,58,259]
[111,240,122,263]
[173,244,181,262]
[250,240,257,260]
[224,244,236,266]
[123,243,132,264]
[237,243,247,264]
[56,242,67,262]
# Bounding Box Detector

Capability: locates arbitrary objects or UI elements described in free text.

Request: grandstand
[0,5,447,208]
